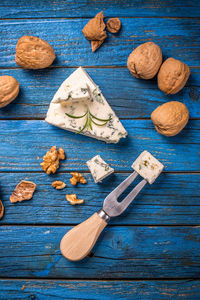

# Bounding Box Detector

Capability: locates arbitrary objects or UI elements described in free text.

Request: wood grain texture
[1,279,200,300]
[0,120,199,172]
[0,172,200,225]
[0,225,200,278]
[0,0,200,18]
[0,67,199,119]
[0,18,199,68]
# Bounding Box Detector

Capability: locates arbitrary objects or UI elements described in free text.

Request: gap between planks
[1,224,200,227]
[0,16,199,21]
[0,277,198,281]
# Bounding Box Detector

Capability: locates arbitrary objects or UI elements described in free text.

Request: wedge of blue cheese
[132,151,164,184]
[45,67,127,143]
[87,155,114,183]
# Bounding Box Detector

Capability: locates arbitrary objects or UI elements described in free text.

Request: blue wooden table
[0,1,200,299]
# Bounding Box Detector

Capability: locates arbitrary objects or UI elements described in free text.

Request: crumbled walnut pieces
[40,146,65,174]
[91,40,104,52]
[106,18,121,33]
[82,11,107,52]
[52,180,66,190]
[0,200,4,219]
[66,194,84,205]
[70,172,87,185]
[10,180,36,203]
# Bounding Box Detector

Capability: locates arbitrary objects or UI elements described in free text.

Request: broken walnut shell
[0,75,19,108]
[82,11,107,42]
[127,42,162,79]
[106,18,121,33]
[0,200,4,219]
[151,101,189,137]
[10,180,37,203]
[157,58,190,94]
[15,36,56,69]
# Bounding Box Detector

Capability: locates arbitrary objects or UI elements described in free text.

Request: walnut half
[40,146,65,174]
[52,181,66,190]
[10,180,36,203]
[70,172,87,185]
[66,194,84,205]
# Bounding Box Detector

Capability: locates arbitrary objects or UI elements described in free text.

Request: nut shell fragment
[82,11,107,41]
[10,180,36,203]
[52,181,66,190]
[0,76,19,108]
[127,42,162,79]
[151,101,189,136]
[15,36,56,69]
[107,18,121,33]
[157,58,190,94]
[66,194,84,205]
[0,200,4,219]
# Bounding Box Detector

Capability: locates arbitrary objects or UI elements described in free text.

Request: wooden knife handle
[60,213,107,261]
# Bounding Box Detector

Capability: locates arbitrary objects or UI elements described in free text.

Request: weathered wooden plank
[0,120,199,172]
[0,279,200,300]
[0,226,200,278]
[0,67,199,119]
[0,0,200,18]
[1,172,200,225]
[0,18,199,68]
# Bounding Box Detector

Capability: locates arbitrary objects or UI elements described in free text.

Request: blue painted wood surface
[0,172,200,225]
[0,0,200,299]
[0,120,199,172]
[1,279,200,300]
[0,67,199,119]
[0,18,199,68]
[0,226,200,278]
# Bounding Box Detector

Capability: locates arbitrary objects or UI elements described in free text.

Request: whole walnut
[0,75,19,108]
[157,58,190,94]
[15,36,56,69]
[151,101,189,137]
[127,42,162,79]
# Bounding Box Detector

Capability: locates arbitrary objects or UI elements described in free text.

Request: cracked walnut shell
[106,18,121,33]
[157,58,190,94]
[127,42,162,79]
[41,146,65,174]
[15,36,56,69]
[52,181,66,190]
[10,180,36,203]
[82,11,107,41]
[0,200,4,219]
[66,194,84,205]
[70,172,87,185]
[0,76,19,108]
[151,101,189,137]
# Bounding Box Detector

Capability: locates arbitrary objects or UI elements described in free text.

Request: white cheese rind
[45,67,127,144]
[132,151,164,184]
[87,155,114,183]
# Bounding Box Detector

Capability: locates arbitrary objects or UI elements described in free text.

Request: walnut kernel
[10,180,36,203]
[70,172,87,185]
[52,181,66,190]
[106,18,121,33]
[66,194,84,205]
[40,146,65,174]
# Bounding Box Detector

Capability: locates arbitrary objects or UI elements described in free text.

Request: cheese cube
[87,155,114,183]
[132,151,164,184]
